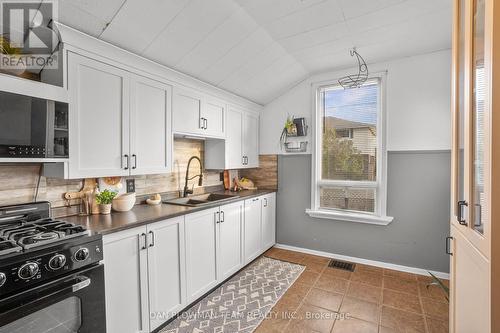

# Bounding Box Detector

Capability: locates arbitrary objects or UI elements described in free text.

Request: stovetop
[0,201,90,256]
[0,218,89,255]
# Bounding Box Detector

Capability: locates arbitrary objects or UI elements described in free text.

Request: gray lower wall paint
[277,151,451,273]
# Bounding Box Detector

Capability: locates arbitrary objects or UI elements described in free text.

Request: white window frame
[306,73,394,225]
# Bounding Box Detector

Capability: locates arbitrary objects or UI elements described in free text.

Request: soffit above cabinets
[54,0,452,105]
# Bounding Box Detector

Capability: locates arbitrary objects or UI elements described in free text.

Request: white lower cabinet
[184,208,219,303]
[244,197,263,263]
[218,201,244,280]
[103,217,185,333]
[103,194,274,332]
[261,193,276,251]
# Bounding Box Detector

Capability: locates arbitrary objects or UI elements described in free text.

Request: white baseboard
[274,243,450,280]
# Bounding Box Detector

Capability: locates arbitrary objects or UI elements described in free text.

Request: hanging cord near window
[33,164,44,202]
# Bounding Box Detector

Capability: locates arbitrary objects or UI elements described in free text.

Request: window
[307,77,393,225]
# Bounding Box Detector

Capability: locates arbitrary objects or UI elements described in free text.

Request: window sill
[305,209,394,225]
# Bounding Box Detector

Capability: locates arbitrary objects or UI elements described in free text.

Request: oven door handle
[72,276,91,292]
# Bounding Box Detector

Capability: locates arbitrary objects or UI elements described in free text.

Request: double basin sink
[164,193,239,207]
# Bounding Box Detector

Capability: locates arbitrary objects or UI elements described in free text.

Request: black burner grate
[328,259,356,272]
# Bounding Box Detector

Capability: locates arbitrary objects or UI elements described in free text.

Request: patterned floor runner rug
[160,256,305,333]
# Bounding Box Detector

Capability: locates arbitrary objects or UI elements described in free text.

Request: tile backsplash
[0,139,222,216]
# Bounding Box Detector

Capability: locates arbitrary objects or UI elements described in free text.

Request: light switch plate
[126,179,135,193]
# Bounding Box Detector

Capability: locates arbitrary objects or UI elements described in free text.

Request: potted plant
[95,189,117,214]
[0,35,26,76]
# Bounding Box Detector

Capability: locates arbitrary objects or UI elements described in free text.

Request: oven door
[0,264,105,333]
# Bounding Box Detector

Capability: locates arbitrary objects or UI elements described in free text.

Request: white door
[130,75,172,175]
[218,201,243,280]
[185,207,219,302]
[244,197,262,264]
[261,193,276,251]
[147,217,186,331]
[172,87,203,135]
[68,52,130,178]
[202,98,225,138]
[103,227,149,333]
[226,107,244,169]
[243,112,259,168]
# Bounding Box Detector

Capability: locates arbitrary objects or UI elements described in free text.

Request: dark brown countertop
[65,189,276,235]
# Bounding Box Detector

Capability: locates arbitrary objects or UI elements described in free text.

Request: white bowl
[112,194,136,212]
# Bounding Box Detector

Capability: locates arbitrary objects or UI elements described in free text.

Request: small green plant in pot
[95,189,117,214]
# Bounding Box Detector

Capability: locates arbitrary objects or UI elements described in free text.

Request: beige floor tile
[418,282,448,302]
[383,269,417,281]
[346,281,382,304]
[321,267,352,280]
[304,262,328,274]
[426,316,449,333]
[380,306,426,332]
[290,304,336,333]
[314,274,349,294]
[354,263,384,275]
[296,271,321,285]
[300,254,331,266]
[287,282,312,298]
[421,297,449,320]
[304,288,343,312]
[339,296,380,323]
[332,317,378,333]
[351,271,384,287]
[383,276,419,295]
[382,289,422,314]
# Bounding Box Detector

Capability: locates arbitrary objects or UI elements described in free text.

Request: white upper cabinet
[172,87,225,139]
[130,75,172,175]
[205,106,259,170]
[67,52,172,179]
[68,52,130,178]
[243,112,259,168]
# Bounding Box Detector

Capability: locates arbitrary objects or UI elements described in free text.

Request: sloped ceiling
[55,0,452,105]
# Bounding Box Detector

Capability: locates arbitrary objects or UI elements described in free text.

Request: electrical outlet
[126,179,135,193]
[220,172,224,181]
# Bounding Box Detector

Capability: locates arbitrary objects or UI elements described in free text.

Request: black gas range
[0,202,106,333]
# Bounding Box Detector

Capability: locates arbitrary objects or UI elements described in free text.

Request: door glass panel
[472,0,486,235]
[0,296,82,333]
[457,0,466,211]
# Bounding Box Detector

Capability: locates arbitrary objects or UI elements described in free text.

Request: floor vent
[328,260,356,272]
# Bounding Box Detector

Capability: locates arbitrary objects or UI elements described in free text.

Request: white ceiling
[54,0,452,105]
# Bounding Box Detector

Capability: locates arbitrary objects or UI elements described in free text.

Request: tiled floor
[256,247,449,333]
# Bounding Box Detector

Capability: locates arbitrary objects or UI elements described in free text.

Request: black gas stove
[0,202,106,333]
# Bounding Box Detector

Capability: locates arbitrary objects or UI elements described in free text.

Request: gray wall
[277,151,451,273]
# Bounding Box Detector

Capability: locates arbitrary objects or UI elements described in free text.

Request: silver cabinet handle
[264,198,268,207]
[204,118,208,130]
[148,230,155,247]
[214,211,220,223]
[199,117,203,129]
[220,211,224,223]
[242,156,245,165]
[141,233,147,250]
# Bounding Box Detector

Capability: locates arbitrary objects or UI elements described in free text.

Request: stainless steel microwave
[0,91,69,158]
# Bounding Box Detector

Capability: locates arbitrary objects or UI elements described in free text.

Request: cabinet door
[130,75,172,175]
[172,87,203,135]
[261,193,276,251]
[103,227,149,333]
[244,197,262,264]
[218,201,243,280]
[243,112,259,168]
[226,107,244,169]
[68,52,130,178]
[185,208,219,302]
[147,217,186,331]
[450,225,490,333]
[202,98,225,138]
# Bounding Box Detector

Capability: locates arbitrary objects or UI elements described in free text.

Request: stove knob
[74,248,89,262]
[0,272,6,287]
[18,262,39,280]
[49,254,66,270]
